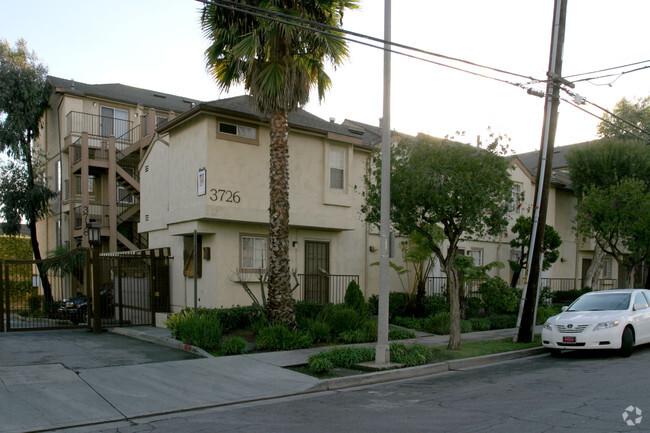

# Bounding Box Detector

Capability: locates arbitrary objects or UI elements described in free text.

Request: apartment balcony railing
[66,111,134,141]
[73,204,109,230]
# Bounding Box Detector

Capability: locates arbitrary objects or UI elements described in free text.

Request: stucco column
[81,133,90,248]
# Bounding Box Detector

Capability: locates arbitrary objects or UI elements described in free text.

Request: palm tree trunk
[266,110,296,327]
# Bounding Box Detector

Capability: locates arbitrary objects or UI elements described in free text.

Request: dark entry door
[304,241,330,303]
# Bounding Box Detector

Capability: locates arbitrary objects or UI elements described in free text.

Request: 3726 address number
[210,189,241,203]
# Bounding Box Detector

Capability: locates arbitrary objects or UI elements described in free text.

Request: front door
[304,241,330,303]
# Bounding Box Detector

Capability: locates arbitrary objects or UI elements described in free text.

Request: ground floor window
[241,235,267,271]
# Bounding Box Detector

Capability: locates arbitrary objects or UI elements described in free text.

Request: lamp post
[86,221,102,333]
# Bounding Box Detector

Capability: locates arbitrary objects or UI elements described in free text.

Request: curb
[308,347,547,392]
[109,327,213,358]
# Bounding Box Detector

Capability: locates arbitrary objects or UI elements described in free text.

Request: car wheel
[549,349,562,358]
[620,327,634,357]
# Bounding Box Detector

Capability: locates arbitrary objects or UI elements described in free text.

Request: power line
[565,59,650,79]
[572,65,650,85]
[198,0,540,84]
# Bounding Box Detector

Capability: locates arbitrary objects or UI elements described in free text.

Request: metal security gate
[98,249,170,328]
[1,249,91,332]
[0,248,170,332]
[304,241,330,303]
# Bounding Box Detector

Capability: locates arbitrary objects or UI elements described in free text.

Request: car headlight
[593,320,620,331]
[542,321,553,331]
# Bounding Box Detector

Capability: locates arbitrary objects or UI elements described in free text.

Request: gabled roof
[48,76,199,114]
[513,140,598,190]
[160,95,367,145]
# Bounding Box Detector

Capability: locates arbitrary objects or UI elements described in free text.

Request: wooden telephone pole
[516,0,569,342]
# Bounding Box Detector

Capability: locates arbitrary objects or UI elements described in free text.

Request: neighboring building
[35,77,198,256]
[139,96,374,309]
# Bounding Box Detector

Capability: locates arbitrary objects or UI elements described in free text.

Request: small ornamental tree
[508,215,562,287]
[363,134,513,349]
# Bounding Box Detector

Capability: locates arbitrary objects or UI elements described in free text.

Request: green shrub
[256,324,313,351]
[390,343,435,367]
[220,336,247,355]
[463,297,483,318]
[469,317,491,331]
[308,352,334,374]
[294,300,326,320]
[338,328,368,344]
[328,347,375,368]
[322,306,366,335]
[479,277,519,315]
[165,310,223,350]
[424,295,448,317]
[388,326,416,340]
[344,280,365,313]
[488,314,518,330]
[27,294,42,314]
[536,304,562,325]
[551,288,591,305]
[366,293,411,319]
[215,305,261,332]
[299,318,332,343]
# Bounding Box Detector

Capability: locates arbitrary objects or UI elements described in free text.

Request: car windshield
[568,293,631,311]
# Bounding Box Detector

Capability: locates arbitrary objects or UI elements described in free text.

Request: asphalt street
[63,345,650,433]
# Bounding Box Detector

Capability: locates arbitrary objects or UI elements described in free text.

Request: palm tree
[201,0,359,326]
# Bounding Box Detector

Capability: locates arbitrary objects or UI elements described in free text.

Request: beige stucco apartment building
[34,77,625,315]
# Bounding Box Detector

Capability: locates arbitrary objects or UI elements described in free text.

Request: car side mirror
[561,306,569,312]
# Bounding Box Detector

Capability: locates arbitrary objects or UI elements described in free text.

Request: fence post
[91,248,102,333]
[117,258,123,326]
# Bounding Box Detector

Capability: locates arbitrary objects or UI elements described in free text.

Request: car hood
[549,310,626,324]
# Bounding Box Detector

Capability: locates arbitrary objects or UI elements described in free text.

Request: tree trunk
[25,151,53,305]
[445,264,462,350]
[584,242,605,289]
[510,268,522,288]
[266,110,296,327]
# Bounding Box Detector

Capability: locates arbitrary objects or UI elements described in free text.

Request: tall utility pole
[375,0,391,364]
[516,0,568,342]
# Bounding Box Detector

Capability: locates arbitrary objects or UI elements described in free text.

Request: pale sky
[2,0,649,154]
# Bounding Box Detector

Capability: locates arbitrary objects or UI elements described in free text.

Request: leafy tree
[567,118,650,289]
[508,215,562,287]
[201,0,359,327]
[577,178,650,288]
[363,134,513,349]
[0,39,55,303]
[597,96,650,141]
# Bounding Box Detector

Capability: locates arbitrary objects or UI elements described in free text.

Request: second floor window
[329,146,346,189]
[509,183,522,213]
[219,122,257,139]
[100,106,129,138]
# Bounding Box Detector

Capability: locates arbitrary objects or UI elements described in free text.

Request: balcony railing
[66,111,134,141]
[73,204,109,230]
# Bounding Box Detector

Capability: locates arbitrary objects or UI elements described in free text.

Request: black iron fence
[1,248,170,332]
[298,273,359,304]
[1,249,90,331]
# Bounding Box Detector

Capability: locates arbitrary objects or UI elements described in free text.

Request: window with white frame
[470,249,484,266]
[219,122,257,139]
[329,146,346,189]
[100,106,129,138]
[603,258,613,278]
[509,183,522,213]
[54,160,61,192]
[241,235,267,270]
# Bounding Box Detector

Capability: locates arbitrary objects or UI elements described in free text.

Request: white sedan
[542,289,650,357]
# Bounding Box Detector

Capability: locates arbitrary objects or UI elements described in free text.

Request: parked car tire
[70,308,87,325]
[549,349,562,358]
[620,326,634,357]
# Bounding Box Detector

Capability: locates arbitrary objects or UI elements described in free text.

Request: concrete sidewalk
[0,326,543,433]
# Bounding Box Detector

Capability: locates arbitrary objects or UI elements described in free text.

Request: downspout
[55,90,65,248]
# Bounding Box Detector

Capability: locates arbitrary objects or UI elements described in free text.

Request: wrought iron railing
[298,274,359,304]
[66,111,133,140]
